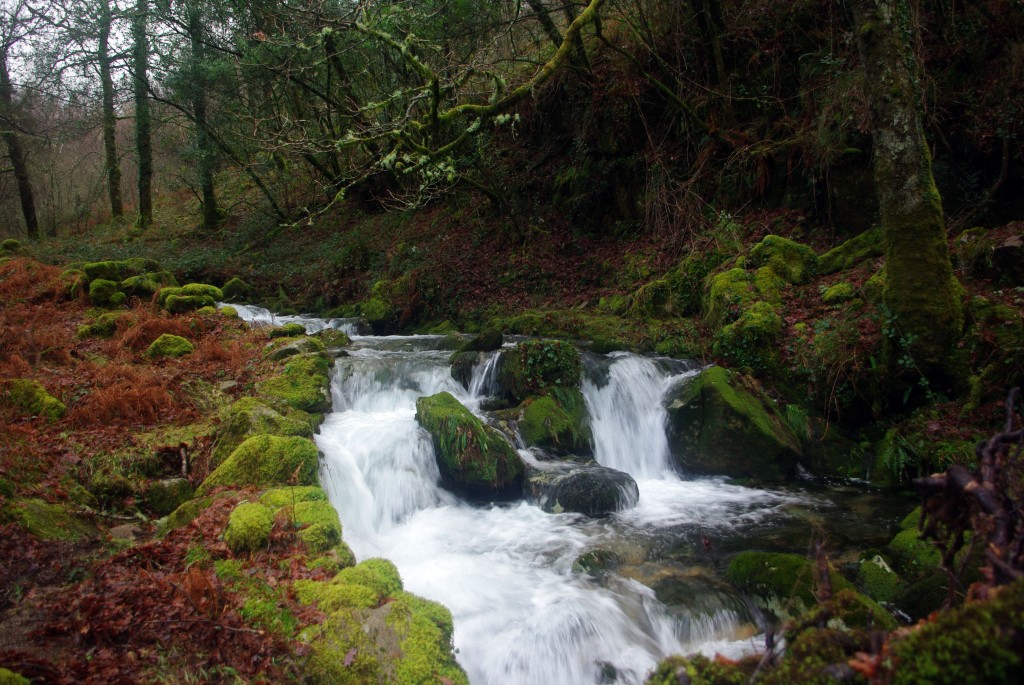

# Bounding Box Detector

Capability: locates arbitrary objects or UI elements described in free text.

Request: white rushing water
[300,334,805,685]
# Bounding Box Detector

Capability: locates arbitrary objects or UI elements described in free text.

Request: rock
[318,329,351,348]
[8,498,93,540]
[665,367,801,482]
[748,234,818,284]
[224,502,274,553]
[88,278,125,307]
[157,283,223,311]
[218,380,239,392]
[120,271,178,299]
[518,389,592,457]
[992,233,1024,284]
[269,336,326,361]
[268,322,307,338]
[81,258,160,283]
[415,392,524,497]
[449,350,483,389]
[457,328,503,353]
[256,354,333,414]
[164,294,215,313]
[498,340,581,402]
[572,549,622,575]
[817,226,883,275]
[143,477,194,516]
[146,333,194,358]
[198,434,321,495]
[857,553,903,603]
[0,238,31,257]
[822,282,856,304]
[2,378,67,421]
[275,499,342,551]
[76,311,122,339]
[108,523,145,541]
[221,277,251,301]
[526,462,638,516]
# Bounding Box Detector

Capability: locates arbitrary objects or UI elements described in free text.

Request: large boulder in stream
[498,340,581,402]
[415,392,524,497]
[665,366,801,482]
[526,462,638,516]
[518,388,592,457]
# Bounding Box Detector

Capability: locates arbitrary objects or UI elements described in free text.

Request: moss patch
[211,397,314,470]
[198,435,320,495]
[224,501,275,553]
[88,278,124,307]
[276,499,343,552]
[749,234,818,284]
[2,379,67,421]
[256,354,332,414]
[498,340,581,402]
[818,226,883,274]
[519,388,592,456]
[146,333,194,359]
[8,498,93,540]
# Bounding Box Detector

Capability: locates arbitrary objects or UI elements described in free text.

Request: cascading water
[299,332,807,685]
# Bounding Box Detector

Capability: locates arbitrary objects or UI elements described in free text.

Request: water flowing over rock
[526,461,638,516]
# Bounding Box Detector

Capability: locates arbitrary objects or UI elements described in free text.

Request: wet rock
[526,462,638,516]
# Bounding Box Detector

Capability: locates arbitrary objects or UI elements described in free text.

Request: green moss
[0,667,31,685]
[499,340,581,402]
[818,226,883,274]
[519,388,591,455]
[59,268,88,299]
[415,392,524,494]
[457,328,503,353]
[889,527,941,571]
[712,300,782,371]
[198,435,320,495]
[862,266,886,303]
[224,501,274,553]
[727,551,896,629]
[305,609,385,684]
[145,333,194,358]
[269,323,306,338]
[76,311,122,339]
[857,554,903,603]
[88,278,124,307]
[387,591,468,685]
[143,478,194,517]
[82,259,160,283]
[277,499,343,552]
[196,306,217,316]
[628,278,678,318]
[822,282,856,304]
[294,578,380,611]
[164,294,215,313]
[749,235,818,284]
[888,580,1024,685]
[8,498,93,540]
[666,367,800,481]
[120,271,178,298]
[256,354,332,414]
[336,558,404,597]
[646,654,750,685]
[219,305,239,318]
[221,277,250,301]
[211,397,314,470]
[705,268,755,327]
[260,485,328,509]
[318,329,352,348]
[2,379,67,421]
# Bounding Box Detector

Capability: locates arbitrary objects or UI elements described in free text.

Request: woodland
[1,0,1023,683]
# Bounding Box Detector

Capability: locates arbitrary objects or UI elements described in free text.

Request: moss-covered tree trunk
[0,52,38,240]
[98,0,123,219]
[187,8,218,232]
[133,0,152,228]
[850,0,963,390]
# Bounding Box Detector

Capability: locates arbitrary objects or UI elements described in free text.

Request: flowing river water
[232,306,912,685]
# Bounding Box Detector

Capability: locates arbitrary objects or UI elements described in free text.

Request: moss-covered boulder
[456,328,503,353]
[726,551,896,629]
[704,268,756,328]
[146,333,194,358]
[665,367,801,482]
[712,300,783,371]
[260,485,328,508]
[498,340,581,403]
[415,392,524,496]
[157,283,223,312]
[7,498,93,540]
[2,379,67,421]
[318,328,352,348]
[120,271,178,299]
[81,258,160,283]
[519,388,592,456]
[256,354,332,414]
[857,553,903,603]
[88,278,125,307]
[221,277,251,301]
[268,322,306,339]
[276,499,343,552]
[822,282,856,304]
[211,397,314,469]
[269,336,325,361]
[749,234,818,284]
[0,238,31,258]
[0,667,31,684]
[76,311,123,339]
[198,435,320,495]
[142,477,194,517]
[818,226,883,274]
[223,501,274,553]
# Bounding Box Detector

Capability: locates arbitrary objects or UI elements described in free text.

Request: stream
[232,305,912,685]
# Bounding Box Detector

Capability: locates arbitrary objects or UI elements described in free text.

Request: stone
[526,462,638,516]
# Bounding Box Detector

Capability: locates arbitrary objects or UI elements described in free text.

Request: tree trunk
[99,0,123,218]
[188,8,218,231]
[0,53,38,239]
[850,0,963,391]
[133,0,152,228]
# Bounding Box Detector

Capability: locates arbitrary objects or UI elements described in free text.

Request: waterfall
[228,309,811,685]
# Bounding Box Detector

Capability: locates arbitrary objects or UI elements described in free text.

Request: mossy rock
[822,282,856,304]
[268,322,307,339]
[198,435,320,495]
[160,490,238,532]
[221,277,251,301]
[665,367,801,482]
[146,333,194,358]
[318,329,352,348]
[818,226,883,275]
[120,271,178,299]
[726,551,896,629]
[386,591,467,685]
[857,554,903,603]
[260,485,328,509]
[2,379,67,421]
[88,278,125,308]
[276,499,343,552]
[164,294,215,313]
[519,388,592,456]
[862,266,886,303]
[415,392,524,496]
[76,311,123,339]
[0,668,31,685]
[269,336,326,361]
[59,269,88,299]
[81,258,160,283]
[448,350,481,390]
[0,239,31,258]
[211,397,314,470]
[704,268,756,328]
[142,477,194,517]
[219,305,239,319]
[457,328,503,353]
[572,549,621,575]
[628,278,679,318]
[498,340,581,403]
[888,527,942,571]
[749,234,818,284]
[256,354,332,414]
[224,501,274,553]
[712,300,782,372]
[8,498,94,540]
